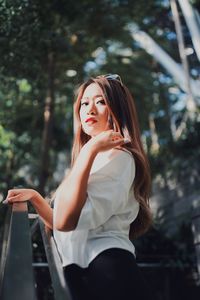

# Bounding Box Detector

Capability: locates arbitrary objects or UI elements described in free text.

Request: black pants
[64,248,155,300]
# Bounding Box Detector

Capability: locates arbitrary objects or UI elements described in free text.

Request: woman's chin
[85,129,101,137]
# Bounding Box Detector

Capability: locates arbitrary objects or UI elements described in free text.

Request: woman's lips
[86,120,97,126]
[85,118,97,124]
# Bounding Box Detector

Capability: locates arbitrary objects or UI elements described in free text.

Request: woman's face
[79,83,109,137]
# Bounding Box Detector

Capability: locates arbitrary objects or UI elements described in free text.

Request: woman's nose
[87,103,96,115]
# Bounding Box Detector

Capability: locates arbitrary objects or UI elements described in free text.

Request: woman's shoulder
[90,147,135,176]
[113,147,133,159]
[110,147,135,170]
[108,147,135,165]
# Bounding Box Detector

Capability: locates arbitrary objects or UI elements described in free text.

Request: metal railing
[0,202,36,300]
[0,201,199,300]
[0,202,72,300]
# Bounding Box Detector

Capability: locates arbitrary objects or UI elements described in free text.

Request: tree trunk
[149,113,159,154]
[159,86,175,149]
[38,52,55,196]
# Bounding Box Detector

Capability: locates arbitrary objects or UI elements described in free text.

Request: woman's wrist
[82,140,98,156]
[30,190,42,205]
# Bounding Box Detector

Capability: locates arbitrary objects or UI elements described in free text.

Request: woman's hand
[86,129,125,153]
[2,188,53,229]
[3,188,38,204]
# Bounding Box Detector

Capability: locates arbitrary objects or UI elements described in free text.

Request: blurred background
[0,0,200,299]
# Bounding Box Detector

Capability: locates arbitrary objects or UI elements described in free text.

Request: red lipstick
[85,117,97,123]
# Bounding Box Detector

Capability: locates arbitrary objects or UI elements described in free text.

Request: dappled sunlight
[0,0,200,299]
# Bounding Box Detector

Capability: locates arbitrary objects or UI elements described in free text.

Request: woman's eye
[97,99,105,105]
[81,102,88,106]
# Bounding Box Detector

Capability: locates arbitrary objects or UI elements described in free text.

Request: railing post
[39,219,72,300]
[0,202,37,300]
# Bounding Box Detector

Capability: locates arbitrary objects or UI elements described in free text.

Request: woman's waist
[87,232,135,252]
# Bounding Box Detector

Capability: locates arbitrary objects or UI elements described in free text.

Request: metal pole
[170,0,196,115]
[178,0,200,62]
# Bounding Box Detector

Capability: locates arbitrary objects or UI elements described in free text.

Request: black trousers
[64,248,155,300]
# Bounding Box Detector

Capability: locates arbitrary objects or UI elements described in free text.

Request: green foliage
[0,0,199,200]
[0,4,199,297]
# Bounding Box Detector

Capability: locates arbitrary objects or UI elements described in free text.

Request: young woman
[5,74,155,300]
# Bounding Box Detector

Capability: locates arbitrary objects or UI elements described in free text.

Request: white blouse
[53,148,140,268]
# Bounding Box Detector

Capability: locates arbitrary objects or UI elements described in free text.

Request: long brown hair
[72,76,153,239]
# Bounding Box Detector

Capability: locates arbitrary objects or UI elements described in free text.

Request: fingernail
[124,138,131,144]
[2,199,8,204]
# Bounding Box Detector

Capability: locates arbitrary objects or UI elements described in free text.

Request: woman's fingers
[112,138,125,146]
[7,189,20,197]
[6,189,19,199]
[110,131,131,144]
[88,130,129,153]
[5,189,31,203]
[2,192,22,204]
[7,194,22,202]
[2,188,36,205]
[110,131,124,142]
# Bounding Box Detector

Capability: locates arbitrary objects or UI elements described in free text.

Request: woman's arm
[30,192,53,229]
[4,189,53,229]
[4,144,96,232]
[54,130,125,232]
[54,142,97,231]
[5,130,125,232]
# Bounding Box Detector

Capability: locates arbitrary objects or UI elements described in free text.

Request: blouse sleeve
[75,150,136,231]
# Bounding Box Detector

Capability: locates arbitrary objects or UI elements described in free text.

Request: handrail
[0,201,72,300]
[39,220,72,300]
[0,200,199,298]
[0,206,12,290]
[0,202,37,300]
